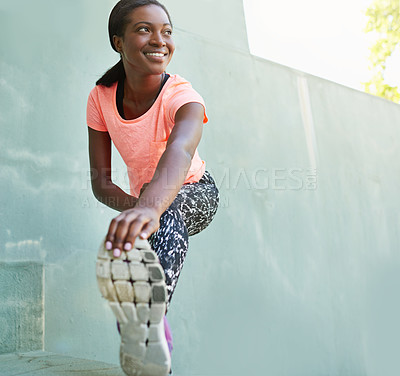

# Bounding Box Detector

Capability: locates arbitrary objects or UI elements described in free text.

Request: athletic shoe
[96,238,171,376]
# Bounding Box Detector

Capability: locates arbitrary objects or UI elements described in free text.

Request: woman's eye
[164,30,172,35]
[138,27,149,32]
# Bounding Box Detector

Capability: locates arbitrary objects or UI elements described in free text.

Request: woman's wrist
[136,194,168,217]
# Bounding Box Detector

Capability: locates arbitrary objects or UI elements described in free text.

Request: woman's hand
[105,206,160,257]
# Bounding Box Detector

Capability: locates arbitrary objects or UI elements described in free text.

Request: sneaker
[96,237,171,376]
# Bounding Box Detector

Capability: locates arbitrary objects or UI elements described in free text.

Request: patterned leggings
[148,171,219,312]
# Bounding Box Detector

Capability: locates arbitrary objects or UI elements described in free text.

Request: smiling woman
[86,1,219,375]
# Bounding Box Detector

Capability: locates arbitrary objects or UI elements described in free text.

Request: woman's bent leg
[148,171,219,311]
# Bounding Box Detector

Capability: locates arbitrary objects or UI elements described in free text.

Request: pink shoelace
[163,315,173,354]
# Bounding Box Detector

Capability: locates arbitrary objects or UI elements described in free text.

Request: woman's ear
[113,35,123,53]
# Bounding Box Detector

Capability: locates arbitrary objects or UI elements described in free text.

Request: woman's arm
[105,102,204,253]
[88,127,138,211]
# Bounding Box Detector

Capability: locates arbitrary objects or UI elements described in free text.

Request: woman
[87,1,219,375]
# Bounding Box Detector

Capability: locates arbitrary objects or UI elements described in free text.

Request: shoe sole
[96,238,171,376]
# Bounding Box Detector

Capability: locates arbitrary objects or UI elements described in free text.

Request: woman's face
[114,4,175,76]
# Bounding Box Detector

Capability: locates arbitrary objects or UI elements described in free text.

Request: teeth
[145,53,164,57]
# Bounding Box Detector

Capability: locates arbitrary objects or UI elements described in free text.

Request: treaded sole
[96,238,171,376]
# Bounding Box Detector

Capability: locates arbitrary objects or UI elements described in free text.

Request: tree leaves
[364,0,400,103]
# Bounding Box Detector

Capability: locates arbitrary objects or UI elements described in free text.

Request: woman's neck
[123,70,164,105]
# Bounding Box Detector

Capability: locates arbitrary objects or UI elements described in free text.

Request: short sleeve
[165,82,208,124]
[86,88,108,132]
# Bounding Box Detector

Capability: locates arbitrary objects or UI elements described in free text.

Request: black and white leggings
[148,171,219,312]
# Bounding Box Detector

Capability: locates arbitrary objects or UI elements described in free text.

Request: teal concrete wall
[1,0,400,375]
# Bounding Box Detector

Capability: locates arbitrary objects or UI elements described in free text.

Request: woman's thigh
[174,171,219,236]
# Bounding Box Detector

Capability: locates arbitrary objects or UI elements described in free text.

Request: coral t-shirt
[86,74,208,197]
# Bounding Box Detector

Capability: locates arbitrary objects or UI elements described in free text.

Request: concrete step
[0,351,125,376]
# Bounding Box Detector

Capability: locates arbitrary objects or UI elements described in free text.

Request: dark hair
[96,0,172,87]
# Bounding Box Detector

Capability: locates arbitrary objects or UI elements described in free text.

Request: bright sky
[243,0,400,92]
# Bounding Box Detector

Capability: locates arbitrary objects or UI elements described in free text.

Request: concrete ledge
[0,351,124,376]
[0,262,44,354]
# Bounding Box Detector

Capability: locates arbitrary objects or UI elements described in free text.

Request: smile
[144,52,166,57]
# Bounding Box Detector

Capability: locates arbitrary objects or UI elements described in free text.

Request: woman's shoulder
[161,74,206,115]
[163,74,196,97]
[88,82,118,105]
[166,74,192,85]
[89,82,118,96]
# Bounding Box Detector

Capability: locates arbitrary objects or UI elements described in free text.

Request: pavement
[0,351,125,376]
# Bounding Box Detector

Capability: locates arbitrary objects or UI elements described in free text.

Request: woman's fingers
[124,217,151,248]
[140,220,160,239]
[105,211,139,255]
[112,217,138,256]
[105,207,160,257]
[105,216,120,250]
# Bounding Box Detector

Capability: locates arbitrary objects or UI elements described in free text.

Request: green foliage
[364,0,400,103]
